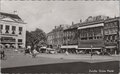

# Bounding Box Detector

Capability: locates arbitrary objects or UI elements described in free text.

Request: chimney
[72,22,74,25]
[13,10,17,14]
[80,19,82,23]
[60,25,62,27]
[55,26,56,29]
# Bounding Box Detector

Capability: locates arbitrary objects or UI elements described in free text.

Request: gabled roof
[0,12,21,19]
[0,12,25,23]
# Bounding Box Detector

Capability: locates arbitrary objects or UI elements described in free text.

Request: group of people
[24,46,39,58]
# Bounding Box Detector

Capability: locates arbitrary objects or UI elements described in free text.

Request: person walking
[65,50,69,55]
[25,46,31,55]
[0,45,6,60]
[32,48,38,58]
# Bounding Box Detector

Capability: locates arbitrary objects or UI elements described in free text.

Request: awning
[105,46,116,49]
[47,48,55,51]
[41,47,46,49]
[61,45,78,49]
[5,44,10,46]
[77,48,101,49]
[78,23,104,29]
[19,45,24,47]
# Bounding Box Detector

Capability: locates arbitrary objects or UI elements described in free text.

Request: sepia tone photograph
[0,0,120,74]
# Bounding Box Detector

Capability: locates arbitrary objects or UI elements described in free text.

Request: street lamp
[91,45,93,59]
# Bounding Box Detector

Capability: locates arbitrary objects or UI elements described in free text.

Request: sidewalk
[37,53,119,61]
[1,51,119,68]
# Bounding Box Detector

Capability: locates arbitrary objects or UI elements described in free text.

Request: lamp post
[91,45,93,59]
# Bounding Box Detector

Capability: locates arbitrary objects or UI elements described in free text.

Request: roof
[63,24,78,31]
[104,17,120,23]
[0,12,25,23]
[78,23,104,30]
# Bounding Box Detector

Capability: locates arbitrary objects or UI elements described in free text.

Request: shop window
[96,36,102,39]
[18,39,22,42]
[81,37,87,40]
[89,37,93,40]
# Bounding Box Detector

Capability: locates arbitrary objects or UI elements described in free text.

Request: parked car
[40,47,47,53]
[46,48,56,54]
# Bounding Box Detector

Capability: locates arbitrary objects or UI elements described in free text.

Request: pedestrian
[0,45,5,60]
[25,46,31,55]
[65,50,69,55]
[32,48,38,58]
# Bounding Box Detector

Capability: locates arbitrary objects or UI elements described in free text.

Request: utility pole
[91,45,93,59]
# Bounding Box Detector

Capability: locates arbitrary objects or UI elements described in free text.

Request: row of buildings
[47,15,120,54]
[0,12,26,49]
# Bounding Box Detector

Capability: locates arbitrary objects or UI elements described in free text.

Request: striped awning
[105,46,116,48]
[78,23,104,29]
[61,45,78,49]
[77,48,101,49]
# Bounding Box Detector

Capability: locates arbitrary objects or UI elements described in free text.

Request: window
[5,25,9,30]
[5,25,9,33]
[12,26,16,34]
[12,26,16,31]
[18,39,22,42]
[89,37,93,40]
[0,25,3,33]
[0,25,3,29]
[19,27,22,35]
[19,27,22,31]
[113,22,118,27]
[81,37,87,40]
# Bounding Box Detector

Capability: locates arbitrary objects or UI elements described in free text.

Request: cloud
[1,1,119,33]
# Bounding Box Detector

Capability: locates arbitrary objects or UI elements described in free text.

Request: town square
[0,0,120,74]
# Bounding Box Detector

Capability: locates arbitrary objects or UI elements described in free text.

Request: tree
[26,31,32,47]
[26,28,47,48]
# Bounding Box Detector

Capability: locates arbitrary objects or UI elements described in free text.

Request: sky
[0,1,119,33]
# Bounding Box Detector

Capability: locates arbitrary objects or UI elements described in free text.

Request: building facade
[47,15,120,54]
[61,22,79,50]
[47,25,69,49]
[78,15,109,53]
[0,12,26,48]
[104,17,120,54]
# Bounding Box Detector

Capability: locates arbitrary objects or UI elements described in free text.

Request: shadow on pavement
[1,61,119,74]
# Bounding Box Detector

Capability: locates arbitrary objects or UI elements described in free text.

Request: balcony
[1,40,16,43]
[1,33,18,36]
